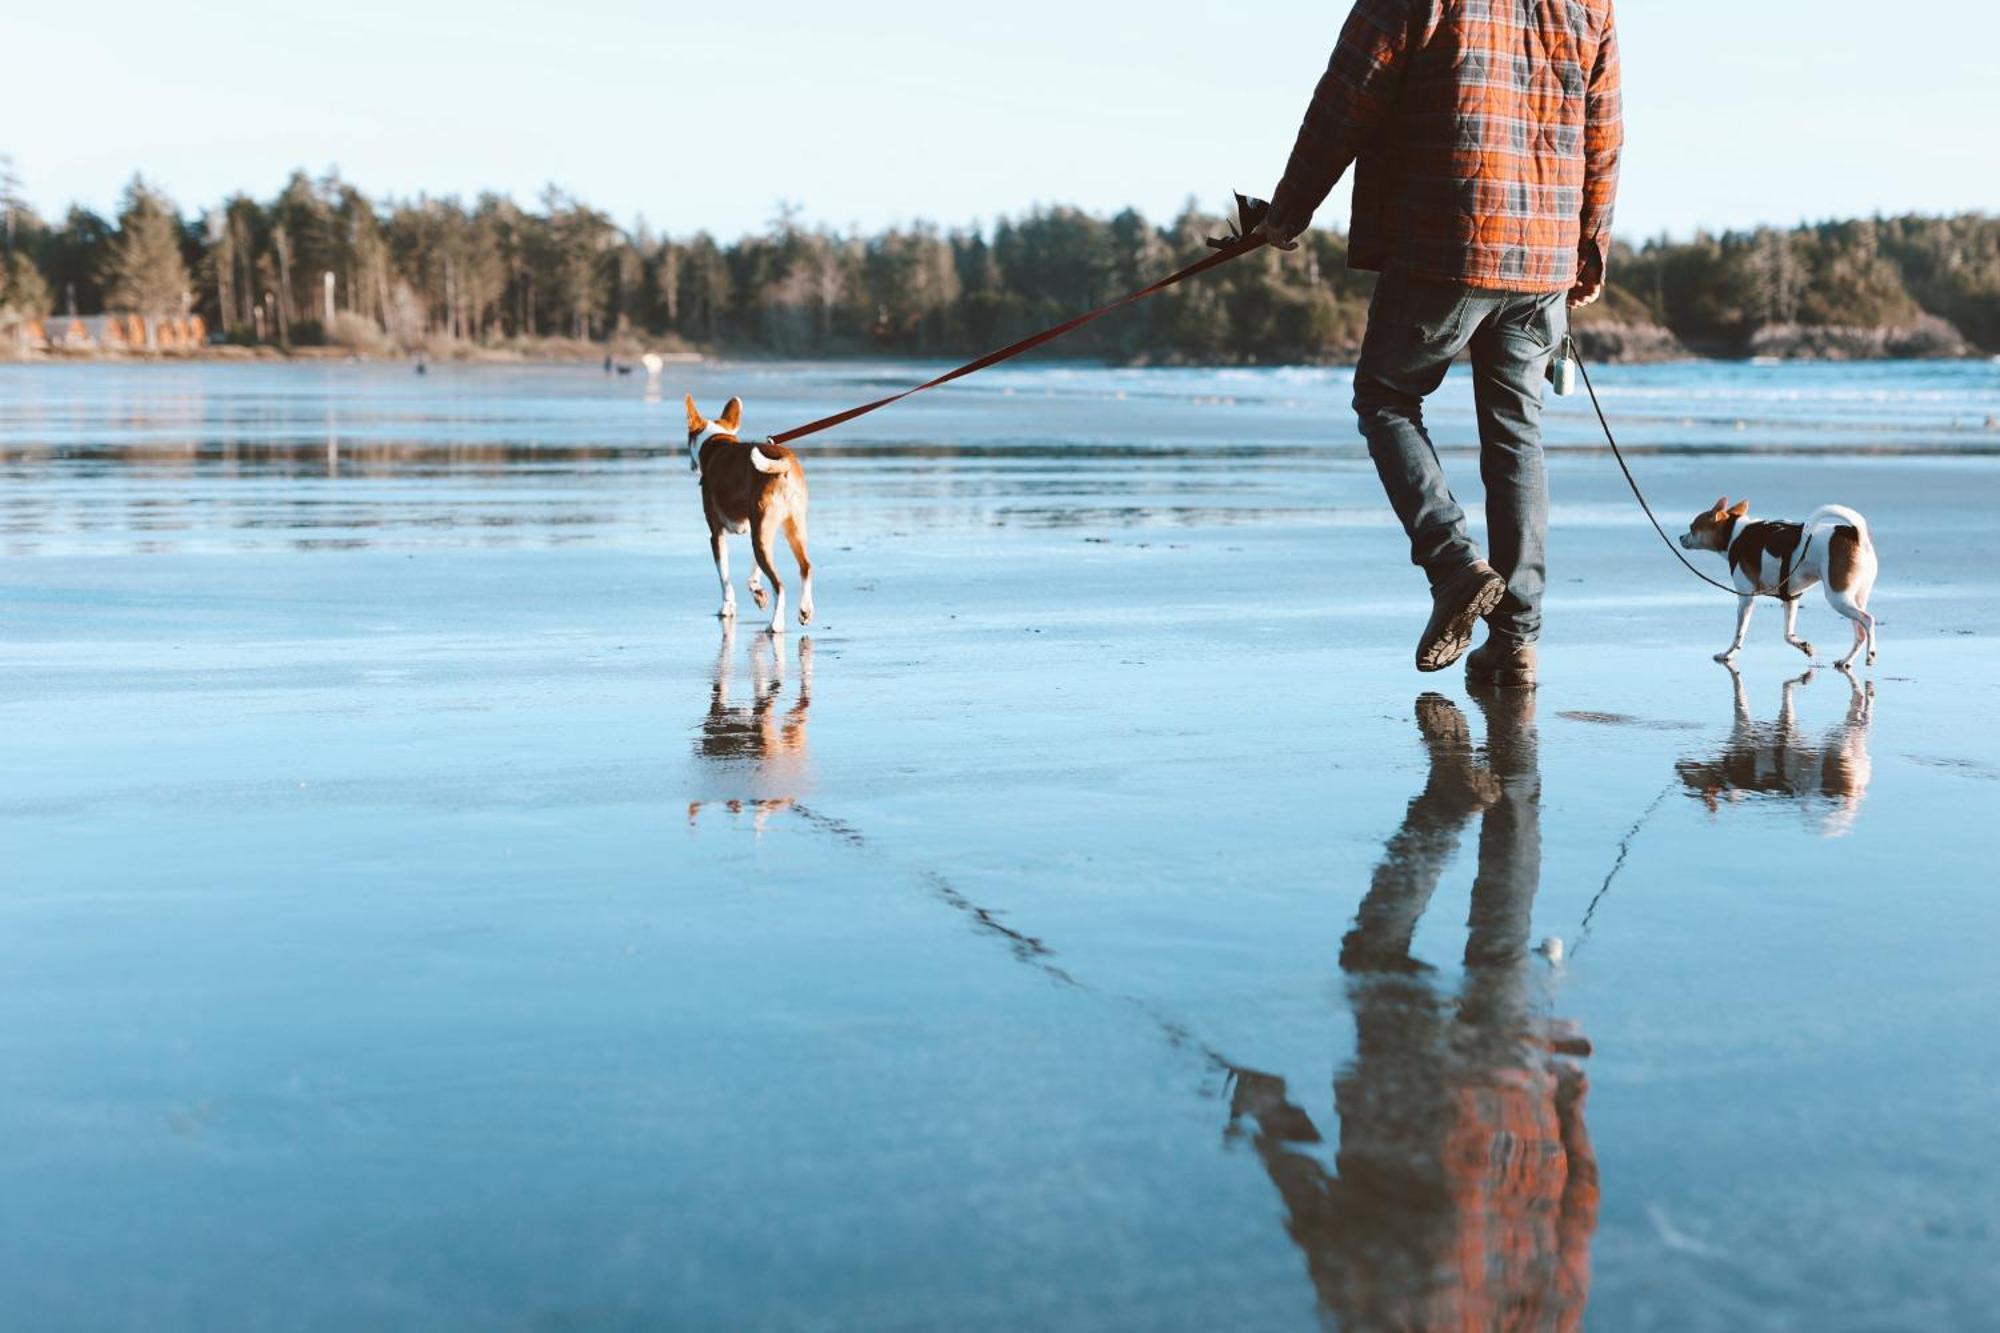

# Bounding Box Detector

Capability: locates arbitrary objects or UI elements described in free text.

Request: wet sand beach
[3,359,1998,1330]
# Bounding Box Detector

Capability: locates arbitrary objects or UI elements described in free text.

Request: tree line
[2,161,1995,361]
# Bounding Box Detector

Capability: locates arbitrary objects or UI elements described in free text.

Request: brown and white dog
[685,396,814,632]
[1679,500,1878,669]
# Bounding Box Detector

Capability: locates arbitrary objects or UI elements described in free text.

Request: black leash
[1568,335,1750,599]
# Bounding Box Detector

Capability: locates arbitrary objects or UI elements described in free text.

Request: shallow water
[2,359,1998,1330]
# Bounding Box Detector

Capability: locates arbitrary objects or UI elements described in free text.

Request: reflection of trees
[2,438,636,475]
[0,420,654,553]
[1228,692,1598,1331]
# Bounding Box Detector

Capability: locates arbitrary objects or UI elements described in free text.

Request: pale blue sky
[10,0,1997,241]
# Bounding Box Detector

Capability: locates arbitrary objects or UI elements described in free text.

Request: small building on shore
[22,313,209,351]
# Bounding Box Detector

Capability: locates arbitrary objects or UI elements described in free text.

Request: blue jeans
[1353,267,1566,646]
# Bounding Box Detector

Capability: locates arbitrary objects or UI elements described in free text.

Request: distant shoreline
[3,174,1992,372]
[4,342,1993,368]
[1,342,707,368]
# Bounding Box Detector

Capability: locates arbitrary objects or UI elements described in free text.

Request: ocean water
[2,358,1998,1331]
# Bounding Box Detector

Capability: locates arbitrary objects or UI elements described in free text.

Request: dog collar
[689,423,739,479]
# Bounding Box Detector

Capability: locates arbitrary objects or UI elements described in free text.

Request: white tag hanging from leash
[1549,334,1578,397]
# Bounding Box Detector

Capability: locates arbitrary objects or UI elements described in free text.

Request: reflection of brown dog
[685,396,814,633]
[1227,692,1597,1331]
[688,626,814,832]
[1676,665,1874,837]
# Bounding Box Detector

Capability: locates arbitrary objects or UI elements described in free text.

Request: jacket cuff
[1272,178,1336,235]
[1581,233,1609,280]
[1267,182,1312,233]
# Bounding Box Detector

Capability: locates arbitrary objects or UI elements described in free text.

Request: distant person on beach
[1257,0,1623,687]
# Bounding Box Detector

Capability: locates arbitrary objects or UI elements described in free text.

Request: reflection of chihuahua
[1679,499,1878,668]
[1676,665,1875,837]
[685,396,815,633]
[689,626,814,831]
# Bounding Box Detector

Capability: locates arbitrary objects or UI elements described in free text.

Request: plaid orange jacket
[1270,0,1623,294]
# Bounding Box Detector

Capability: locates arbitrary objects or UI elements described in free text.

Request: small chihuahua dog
[1679,499,1878,668]
[685,396,814,632]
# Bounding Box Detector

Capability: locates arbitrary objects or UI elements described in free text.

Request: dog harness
[1726,519,1817,602]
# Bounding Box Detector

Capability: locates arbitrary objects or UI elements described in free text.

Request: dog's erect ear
[1728,500,1750,518]
[684,394,704,433]
[719,397,743,433]
[1712,496,1730,515]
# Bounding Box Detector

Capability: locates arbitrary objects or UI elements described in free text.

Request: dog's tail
[750,445,790,476]
[1807,504,1871,549]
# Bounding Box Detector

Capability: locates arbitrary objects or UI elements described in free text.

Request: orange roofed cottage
[17,312,209,352]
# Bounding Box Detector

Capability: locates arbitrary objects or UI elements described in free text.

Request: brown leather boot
[1465,637,1538,689]
[1416,562,1508,673]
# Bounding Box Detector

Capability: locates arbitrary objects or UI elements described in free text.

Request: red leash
[766,195,1271,447]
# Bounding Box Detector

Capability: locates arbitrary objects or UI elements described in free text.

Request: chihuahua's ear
[1728,500,1750,518]
[684,394,704,433]
[1712,496,1730,515]
[719,397,743,433]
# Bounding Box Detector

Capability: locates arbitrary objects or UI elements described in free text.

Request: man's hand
[1254,208,1305,252]
[1568,245,1605,309]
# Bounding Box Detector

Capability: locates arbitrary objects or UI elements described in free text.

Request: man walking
[1257,0,1622,687]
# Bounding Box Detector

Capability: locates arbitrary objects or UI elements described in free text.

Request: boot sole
[1416,575,1507,673]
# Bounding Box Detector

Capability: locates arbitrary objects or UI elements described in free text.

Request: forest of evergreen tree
[2,166,1995,361]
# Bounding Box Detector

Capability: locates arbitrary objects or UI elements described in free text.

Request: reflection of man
[1228,691,1597,1329]
[1256,1,1623,688]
